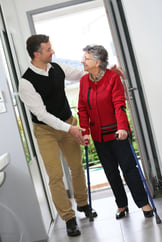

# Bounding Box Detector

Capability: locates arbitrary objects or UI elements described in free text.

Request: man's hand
[111,65,125,80]
[69,126,85,145]
[115,129,128,140]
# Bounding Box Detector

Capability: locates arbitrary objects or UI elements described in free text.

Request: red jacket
[78,69,130,142]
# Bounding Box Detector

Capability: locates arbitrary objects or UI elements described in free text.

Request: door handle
[0,172,6,187]
[0,153,9,171]
[0,153,9,187]
[128,87,137,91]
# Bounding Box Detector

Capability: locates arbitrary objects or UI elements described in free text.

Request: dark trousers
[94,139,149,208]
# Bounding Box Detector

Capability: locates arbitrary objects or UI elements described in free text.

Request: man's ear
[33,51,40,58]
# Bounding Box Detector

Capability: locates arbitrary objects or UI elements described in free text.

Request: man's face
[37,41,55,63]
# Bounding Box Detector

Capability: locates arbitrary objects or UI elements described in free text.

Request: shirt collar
[29,62,53,76]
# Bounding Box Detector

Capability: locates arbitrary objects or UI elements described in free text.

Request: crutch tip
[89,216,94,222]
[156,215,162,224]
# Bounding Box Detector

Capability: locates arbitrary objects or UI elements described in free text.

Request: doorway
[27,0,161,194]
[28,0,120,191]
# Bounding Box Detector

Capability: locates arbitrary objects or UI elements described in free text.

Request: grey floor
[49,187,162,242]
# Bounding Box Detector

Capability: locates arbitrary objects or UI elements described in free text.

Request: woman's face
[81,52,99,73]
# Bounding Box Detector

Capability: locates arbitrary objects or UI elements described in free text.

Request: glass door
[0,31,32,163]
[103,0,161,195]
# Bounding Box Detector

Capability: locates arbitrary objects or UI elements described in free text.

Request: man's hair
[26,34,49,59]
[83,45,108,71]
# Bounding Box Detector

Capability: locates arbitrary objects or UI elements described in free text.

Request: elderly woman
[78,45,153,219]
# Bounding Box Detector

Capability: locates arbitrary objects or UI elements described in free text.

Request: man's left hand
[111,65,125,80]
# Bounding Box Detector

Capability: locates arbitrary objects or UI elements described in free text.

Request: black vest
[22,62,72,124]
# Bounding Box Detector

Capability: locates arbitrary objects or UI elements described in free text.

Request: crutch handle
[85,139,89,148]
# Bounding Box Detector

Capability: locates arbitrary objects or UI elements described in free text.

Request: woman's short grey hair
[83,45,108,71]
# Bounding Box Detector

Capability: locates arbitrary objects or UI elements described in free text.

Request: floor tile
[49,187,162,242]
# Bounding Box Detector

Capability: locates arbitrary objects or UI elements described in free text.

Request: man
[19,34,97,237]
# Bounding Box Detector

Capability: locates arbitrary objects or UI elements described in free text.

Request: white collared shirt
[19,62,84,132]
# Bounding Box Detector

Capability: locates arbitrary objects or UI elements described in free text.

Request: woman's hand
[115,130,128,140]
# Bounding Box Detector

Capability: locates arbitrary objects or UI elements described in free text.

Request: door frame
[26,0,95,34]
[0,5,55,226]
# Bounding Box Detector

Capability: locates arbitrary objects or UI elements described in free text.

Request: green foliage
[81,137,99,168]
[18,117,31,163]
[72,106,100,168]
[126,102,139,154]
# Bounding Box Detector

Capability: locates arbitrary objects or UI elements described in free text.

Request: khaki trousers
[33,116,88,221]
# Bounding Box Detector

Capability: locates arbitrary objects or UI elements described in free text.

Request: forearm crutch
[129,142,161,224]
[85,141,94,222]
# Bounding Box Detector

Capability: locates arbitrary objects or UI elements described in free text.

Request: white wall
[121,0,162,170]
